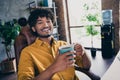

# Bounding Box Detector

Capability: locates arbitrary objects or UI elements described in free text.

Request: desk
[101,50,120,80]
[76,50,115,80]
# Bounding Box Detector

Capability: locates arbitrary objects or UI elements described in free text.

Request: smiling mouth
[42,28,50,33]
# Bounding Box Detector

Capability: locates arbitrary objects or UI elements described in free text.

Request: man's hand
[74,43,84,56]
[52,51,75,73]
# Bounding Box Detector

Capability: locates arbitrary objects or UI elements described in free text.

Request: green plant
[85,25,99,48]
[85,14,99,48]
[83,2,101,57]
[0,21,20,60]
[85,14,99,57]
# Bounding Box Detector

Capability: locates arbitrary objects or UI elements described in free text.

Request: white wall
[0,0,32,22]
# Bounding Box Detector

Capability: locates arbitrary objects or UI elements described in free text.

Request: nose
[43,22,49,27]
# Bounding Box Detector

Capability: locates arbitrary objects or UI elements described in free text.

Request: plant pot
[91,48,97,57]
[0,58,16,74]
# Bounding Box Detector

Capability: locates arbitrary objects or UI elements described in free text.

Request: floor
[0,72,17,80]
[0,50,115,80]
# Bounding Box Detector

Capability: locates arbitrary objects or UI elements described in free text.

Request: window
[67,0,102,49]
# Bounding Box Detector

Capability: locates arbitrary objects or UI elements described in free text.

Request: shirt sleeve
[18,49,35,80]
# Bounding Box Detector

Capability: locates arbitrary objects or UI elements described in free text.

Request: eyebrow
[37,20,42,21]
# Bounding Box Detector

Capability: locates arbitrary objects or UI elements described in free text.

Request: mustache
[32,31,52,38]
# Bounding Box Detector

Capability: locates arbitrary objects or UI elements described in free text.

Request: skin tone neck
[38,36,52,45]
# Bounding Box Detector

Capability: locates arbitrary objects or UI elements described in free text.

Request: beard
[38,34,51,38]
[33,31,52,38]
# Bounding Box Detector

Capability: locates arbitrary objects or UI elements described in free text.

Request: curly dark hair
[18,17,28,27]
[28,8,55,28]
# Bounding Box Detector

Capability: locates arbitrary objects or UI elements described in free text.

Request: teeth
[42,28,50,32]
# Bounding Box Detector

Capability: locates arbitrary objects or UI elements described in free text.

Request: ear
[32,27,36,32]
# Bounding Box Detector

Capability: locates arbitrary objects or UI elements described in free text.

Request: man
[18,17,36,45]
[14,17,36,69]
[18,8,91,80]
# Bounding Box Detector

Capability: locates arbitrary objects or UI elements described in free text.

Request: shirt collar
[35,37,57,46]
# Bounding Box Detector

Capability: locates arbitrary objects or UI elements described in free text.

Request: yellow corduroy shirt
[18,38,83,80]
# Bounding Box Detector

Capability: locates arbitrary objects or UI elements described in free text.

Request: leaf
[0,20,20,60]
[86,25,99,36]
[86,14,97,22]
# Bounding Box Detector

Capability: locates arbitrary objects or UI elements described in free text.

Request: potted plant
[85,14,99,57]
[83,3,101,57]
[0,20,20,73]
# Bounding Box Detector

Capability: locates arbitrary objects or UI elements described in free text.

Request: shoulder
[14,35,27,45]
[20,44,34,58]
[20,26,31,35]
[55,40,68,46]
[57,40,67,44]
